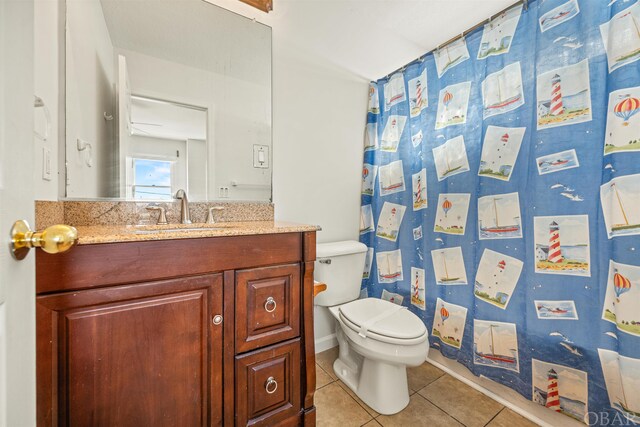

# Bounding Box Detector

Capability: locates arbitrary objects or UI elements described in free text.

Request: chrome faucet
[174,189,192,224]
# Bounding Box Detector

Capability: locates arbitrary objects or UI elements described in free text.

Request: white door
[0,0,36,426]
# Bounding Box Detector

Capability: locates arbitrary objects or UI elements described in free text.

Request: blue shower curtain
[360,0,640,424]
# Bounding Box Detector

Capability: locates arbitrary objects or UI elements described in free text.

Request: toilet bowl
[314,241,429,415]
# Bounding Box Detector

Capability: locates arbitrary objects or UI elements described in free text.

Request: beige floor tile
[361,420,382,426]
[418,375,503,427]
[316,364,334,390]
[377,394,464,427]
[407,362,445,392]
[316,347,339,380]
[487,408,539,427]
[315,382,373,427]
[336,380,380,417]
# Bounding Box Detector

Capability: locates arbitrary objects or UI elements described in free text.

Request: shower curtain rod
[382,0,528,80]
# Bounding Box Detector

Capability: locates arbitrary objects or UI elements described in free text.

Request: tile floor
[314,347,539,427]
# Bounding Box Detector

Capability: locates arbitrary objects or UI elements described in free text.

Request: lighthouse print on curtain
[360,0,640,424]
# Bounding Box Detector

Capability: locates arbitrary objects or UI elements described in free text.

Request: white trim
[427,351,584,427]
[314,334,338,354]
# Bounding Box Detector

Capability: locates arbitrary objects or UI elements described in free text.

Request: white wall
[117,48,271,201]
[65,0,117,198]
[34,0,63,201]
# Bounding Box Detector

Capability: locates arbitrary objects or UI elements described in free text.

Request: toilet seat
[338,298,427,345]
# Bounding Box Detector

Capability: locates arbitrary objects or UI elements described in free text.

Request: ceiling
[205,0,516,80]
[130,96,207,141]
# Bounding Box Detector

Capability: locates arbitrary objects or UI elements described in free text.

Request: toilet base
[334,356,410,415]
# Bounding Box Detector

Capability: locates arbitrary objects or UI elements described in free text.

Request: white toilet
[315,241,429,415]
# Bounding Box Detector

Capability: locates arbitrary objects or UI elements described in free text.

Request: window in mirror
[132,159,173,200]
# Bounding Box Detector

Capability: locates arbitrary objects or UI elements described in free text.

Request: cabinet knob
[264,297,277,313]
[212,314,223,325]
[265,376,278,394]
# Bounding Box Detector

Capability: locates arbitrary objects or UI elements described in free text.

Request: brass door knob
[10,220,78,260]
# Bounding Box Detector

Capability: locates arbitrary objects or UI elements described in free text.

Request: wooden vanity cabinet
[36,231,317,426]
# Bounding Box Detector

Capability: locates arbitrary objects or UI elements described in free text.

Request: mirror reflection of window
[132,158,173,200]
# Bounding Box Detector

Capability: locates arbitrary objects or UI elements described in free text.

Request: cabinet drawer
[235,340,301,426]
[236,264,300,352]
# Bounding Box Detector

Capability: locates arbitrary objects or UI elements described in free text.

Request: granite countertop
[73,221,321,245]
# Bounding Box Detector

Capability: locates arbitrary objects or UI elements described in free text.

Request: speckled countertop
[73,221,321,245]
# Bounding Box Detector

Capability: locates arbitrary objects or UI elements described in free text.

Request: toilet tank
[314,241,368,307]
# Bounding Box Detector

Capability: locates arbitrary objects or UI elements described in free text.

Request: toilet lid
[339,298,427,340]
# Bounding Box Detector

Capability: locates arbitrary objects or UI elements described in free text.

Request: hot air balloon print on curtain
[604,87,640,155]
[602,260,640,337]
[432,298,467,349]
[434,193,471,235]
[435,81,471,129]
[361,163,378,196]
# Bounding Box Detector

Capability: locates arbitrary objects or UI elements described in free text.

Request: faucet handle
[206,206,225,224]
[146,205,168,225]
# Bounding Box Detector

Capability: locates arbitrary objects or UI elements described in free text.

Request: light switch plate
[42,147,52,181]
[253,145,269,169]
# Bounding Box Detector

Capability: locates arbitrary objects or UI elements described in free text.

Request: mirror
[65,0,272,201]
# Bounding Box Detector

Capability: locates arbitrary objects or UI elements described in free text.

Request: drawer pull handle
[212,314,223,325]
[265,376,278,394]
[264,297,277,313]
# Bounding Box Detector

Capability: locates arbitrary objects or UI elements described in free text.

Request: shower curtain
[359,0,640,424]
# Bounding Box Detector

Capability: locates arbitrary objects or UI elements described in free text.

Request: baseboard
[314,333,337,354]
[426,352,583,427]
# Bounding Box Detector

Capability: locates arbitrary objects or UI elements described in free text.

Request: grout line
[483,407,505,427]
[415,386,477,427]
[336,379,378,419]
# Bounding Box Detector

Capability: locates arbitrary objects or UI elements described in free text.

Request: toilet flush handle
[319,258,331,264]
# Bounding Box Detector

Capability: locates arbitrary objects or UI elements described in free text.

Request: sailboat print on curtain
[434,193,471,235]
[434,37,470,78]
[477,4,522,59]
[360,205,375,235]
[478,126,525,181]
[533,215,590,276]
[599,349,640,424]
[536,60,592,130]
[379,160,406,196]
[478,192,523,239]
[602,260,640,337]
[474,249,523,309]
[600,3,640,73]
[539,0,580,33]
[532,359,588,422]
[408,70,428,118]
[600,174,640,238]
[384,73,406,111]
[604,86,640,155]
[376,249,403,284]
[481,62,525,118]
[431,246,468,285]
[473,320,519,372]
[433,135,471,181]
[364,122,378,152]
[435,82,471,129]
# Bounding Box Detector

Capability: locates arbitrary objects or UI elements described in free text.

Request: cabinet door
[236,264,300,353]
[37,274,223,427]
